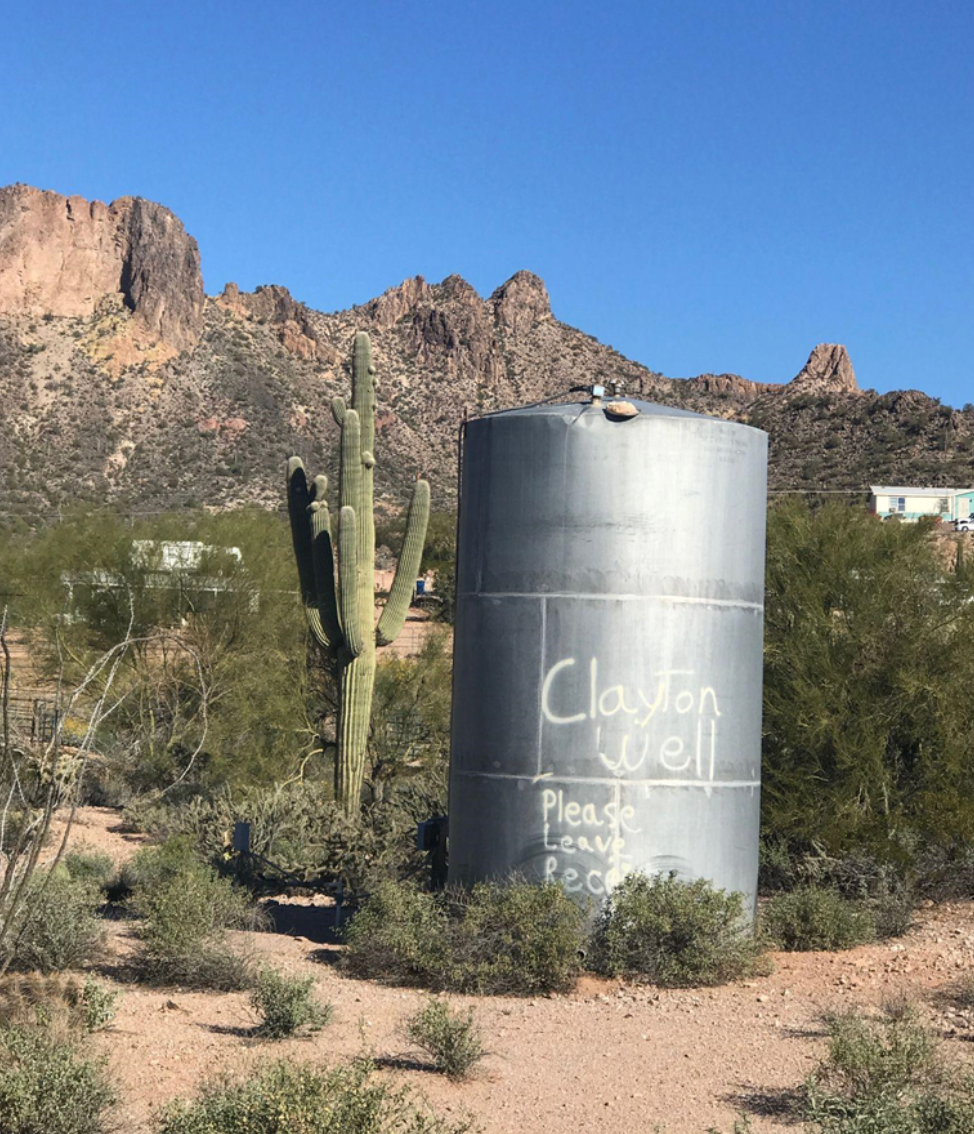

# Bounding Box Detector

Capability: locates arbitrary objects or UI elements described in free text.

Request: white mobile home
[869,486,974,522]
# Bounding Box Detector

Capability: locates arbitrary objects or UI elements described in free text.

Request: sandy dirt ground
[48,807,974,1133]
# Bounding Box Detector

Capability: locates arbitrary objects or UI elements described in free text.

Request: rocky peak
[0,184,204,352]
[790,343,858,393]
[489,270,551,335]
[216,282,320,359]
[364,275,433,330]
[434,274,481,306]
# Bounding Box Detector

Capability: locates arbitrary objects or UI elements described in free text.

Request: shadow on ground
[262,899,343,946]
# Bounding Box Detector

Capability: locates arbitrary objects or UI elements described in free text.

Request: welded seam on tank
[454,770,761,788]
[536,595,547,778]
[464,591,764,611]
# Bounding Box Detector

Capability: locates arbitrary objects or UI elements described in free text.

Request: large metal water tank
[448,397,768,912]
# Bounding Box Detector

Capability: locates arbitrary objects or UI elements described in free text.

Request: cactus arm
[350,333,377,647]
[376,479,431,646]
[351,331,376,458]
[310,501,342,650]
[287,458,316,602]
[287,457,331,649]
[339,409,362,514]
[310,474,328,502]
[332,396,346,427]
[337,506,364,658]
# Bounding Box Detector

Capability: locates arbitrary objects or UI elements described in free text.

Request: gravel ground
[51,807,974,1133]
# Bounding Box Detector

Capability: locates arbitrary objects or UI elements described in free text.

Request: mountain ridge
[1,185,972,524]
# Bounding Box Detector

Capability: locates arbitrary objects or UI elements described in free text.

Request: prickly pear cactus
[287,332,430,811]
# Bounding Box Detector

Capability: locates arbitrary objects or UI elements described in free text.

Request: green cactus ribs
[287,331,430,811]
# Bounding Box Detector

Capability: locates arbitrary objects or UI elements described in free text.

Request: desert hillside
[2,184,973,522]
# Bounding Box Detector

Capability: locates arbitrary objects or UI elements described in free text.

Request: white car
[954,517,974,532]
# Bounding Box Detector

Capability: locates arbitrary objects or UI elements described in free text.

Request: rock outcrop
[216,282,324,361]
[692,372,779,398]
[790,343,859,393]
[490,270,551,336]
[364,276,434,330]
[0,185,204,352]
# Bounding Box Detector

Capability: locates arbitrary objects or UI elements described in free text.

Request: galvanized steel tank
[448,397,768,913]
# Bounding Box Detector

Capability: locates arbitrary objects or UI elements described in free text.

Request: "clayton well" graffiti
[534,656,729,896]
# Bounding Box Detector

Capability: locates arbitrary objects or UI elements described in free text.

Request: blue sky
[2,1,972,403]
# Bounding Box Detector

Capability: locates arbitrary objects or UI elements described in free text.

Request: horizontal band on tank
[454,770,761,789]
[459,591,764,611]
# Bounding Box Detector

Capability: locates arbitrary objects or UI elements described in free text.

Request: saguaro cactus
[287,332,430,811]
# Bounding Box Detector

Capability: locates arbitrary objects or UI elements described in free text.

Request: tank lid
[472,398,719,423]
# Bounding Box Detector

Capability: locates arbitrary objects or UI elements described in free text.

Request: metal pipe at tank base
[447,399,768,915]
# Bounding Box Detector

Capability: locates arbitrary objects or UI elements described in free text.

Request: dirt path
[60,808,974,1133]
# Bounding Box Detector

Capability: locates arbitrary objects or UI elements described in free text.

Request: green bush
[62,851,114,892]
[155,1058,472,1134]
[404,998,485,1081]
[251,967,331,1039]
[342,881,449,987]
[801,1007,974,1133]
[2,870,104,974]
[130,839,262,990]
[0,1024,115,1134]
[343,878,584,995]
[590,872,766,987]
[759,842,915,939]
[763,499,974,857]
[444,880,586,995]
[762,885,876,952]
[79,979,118,1034]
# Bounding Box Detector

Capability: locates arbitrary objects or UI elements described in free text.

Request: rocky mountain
[1,185,972,525]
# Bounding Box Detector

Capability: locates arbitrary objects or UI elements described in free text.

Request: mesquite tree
[287,332,430,811]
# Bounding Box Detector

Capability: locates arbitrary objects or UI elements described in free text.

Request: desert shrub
[62,851,114,892]
[758,838,796,894]
[251,967,331,1039]
[120,772,447,895]
[912,841,974,901]
[759,841,915,939]
[343,878,584,995]
[443,879,586,995]
[794,848,915,940]
[404,998,485,1081]
[79,979,118,1033]
[590,872,765,987]
[0,1024,115,1134]
[762,885,876,952]
[154,1057,472,1134]
[138,948,256,993]
[2,870,104,973]
[130,839,261,990]
[801,1006,974,1133]
[342,881,450,986]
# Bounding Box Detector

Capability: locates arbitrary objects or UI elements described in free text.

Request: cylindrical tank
[448,398,768,912]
